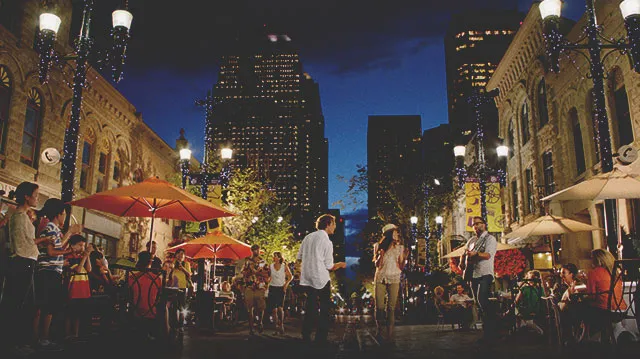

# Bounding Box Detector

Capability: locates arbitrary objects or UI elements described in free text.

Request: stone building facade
[487,1,640,269]
[0,0,180,260]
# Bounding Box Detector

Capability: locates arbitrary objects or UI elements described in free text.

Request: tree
[335,164,457,287]
[168,162,298,262]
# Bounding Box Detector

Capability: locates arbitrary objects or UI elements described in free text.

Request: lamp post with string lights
[539,0,640,256]
[37,1,133,212]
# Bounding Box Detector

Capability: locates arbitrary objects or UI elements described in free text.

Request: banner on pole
[464,177,504,233]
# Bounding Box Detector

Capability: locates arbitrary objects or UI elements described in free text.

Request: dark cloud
[82,0,521,76]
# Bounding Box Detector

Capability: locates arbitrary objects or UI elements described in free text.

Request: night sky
[93,0,583,250]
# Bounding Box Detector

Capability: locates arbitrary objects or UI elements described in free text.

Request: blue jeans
[472,274,496,339]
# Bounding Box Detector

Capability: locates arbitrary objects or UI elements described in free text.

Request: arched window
[508,120,515,159]
[537,79,549,127]
[80,141,93,190]
[521,101,530,144]
[0,66,11,154]
[610,70,634,147]
[570,108,586,175]
[21,88,43,167]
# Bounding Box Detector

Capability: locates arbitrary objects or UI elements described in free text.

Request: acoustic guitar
[459,235,487,282]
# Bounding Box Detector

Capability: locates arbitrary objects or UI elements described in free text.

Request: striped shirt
[38,222,64,273]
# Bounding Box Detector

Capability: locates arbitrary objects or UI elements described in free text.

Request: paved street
[14,316,640,359]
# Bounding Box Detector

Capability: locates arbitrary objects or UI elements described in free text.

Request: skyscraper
[445,10,522,136]
[367,116,422,220]
[209,33,328,233]
[422,124,454,189]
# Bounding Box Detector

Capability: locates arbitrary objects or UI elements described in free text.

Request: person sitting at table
[169,249,191,332]
[514,270,544,335]
[217,281,235,321]
[581,249,626,341]
[434,285,454,325]
[558,263,585,311]
[449,284,473,330]
[557,263,586,343]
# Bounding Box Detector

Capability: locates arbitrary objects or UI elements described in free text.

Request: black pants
[302,281,330,342]
[0,256,36,346]
[472,274,496,339]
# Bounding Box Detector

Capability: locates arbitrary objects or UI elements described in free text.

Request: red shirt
[128,271,163,318]
[586,266,626,310]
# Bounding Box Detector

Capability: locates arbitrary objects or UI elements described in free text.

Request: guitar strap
[470,232,488,253]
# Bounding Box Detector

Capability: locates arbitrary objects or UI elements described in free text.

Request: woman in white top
[268,251,292,335]
[373,224,406,343]
[3,182,53,354]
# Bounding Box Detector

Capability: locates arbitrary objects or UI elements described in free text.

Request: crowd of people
[0,180,631,354]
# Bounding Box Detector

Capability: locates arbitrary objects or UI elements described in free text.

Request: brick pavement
[12,317,640,359]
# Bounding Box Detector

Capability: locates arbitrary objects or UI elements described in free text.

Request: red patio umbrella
[69,176,236,241]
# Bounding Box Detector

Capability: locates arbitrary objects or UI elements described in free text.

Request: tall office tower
[367,116,422,220]
[445,10,522,137]
[209,33,328,234]
[422,124,454,189]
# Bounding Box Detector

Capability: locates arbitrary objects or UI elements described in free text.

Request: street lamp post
[435,215,443,265]
[453,90,508,226]
[179,148,191,190]
[38,1,133,208]
[410,216,418,269]
[539,0,640,256]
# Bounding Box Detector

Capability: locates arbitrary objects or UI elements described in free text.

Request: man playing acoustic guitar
[459,216,497,345]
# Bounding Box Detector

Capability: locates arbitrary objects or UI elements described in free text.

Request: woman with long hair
[581,249,626,342]
[268,251,292,335]
[373,224,406,344]
[0,182,53,355]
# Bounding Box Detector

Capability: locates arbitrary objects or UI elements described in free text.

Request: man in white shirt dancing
[297,214,346,344]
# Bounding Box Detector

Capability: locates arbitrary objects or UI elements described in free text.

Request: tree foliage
[335,164,457,283]
[168,163,298,262]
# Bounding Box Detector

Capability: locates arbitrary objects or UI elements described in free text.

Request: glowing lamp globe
[410,216,418,224]
[620,0,640,19]
[179,148,192,161]
[539,0,562,20]
[453,145,466,157]
[39,13,61,34]
[496,145,509,157]
[112,10,133,29]
[221,148,233,160]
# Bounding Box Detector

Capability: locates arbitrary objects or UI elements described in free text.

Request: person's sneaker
[11,344,36,357]
[37,339,63,352]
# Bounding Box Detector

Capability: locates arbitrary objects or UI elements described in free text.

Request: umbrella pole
[149,211,156,242]
[549,235,556,268]
[212,253,216,332]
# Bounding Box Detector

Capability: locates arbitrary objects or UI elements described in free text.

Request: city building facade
[367,115,422,221]
[0,0,180,260]
[445,10,521,136]
[208,33,328,236]
[487,1,640,269]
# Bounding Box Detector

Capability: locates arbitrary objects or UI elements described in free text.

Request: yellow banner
[464,177,504,233]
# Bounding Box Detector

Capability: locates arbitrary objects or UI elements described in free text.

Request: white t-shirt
[297,229,334,290]
[270,263,286,287]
